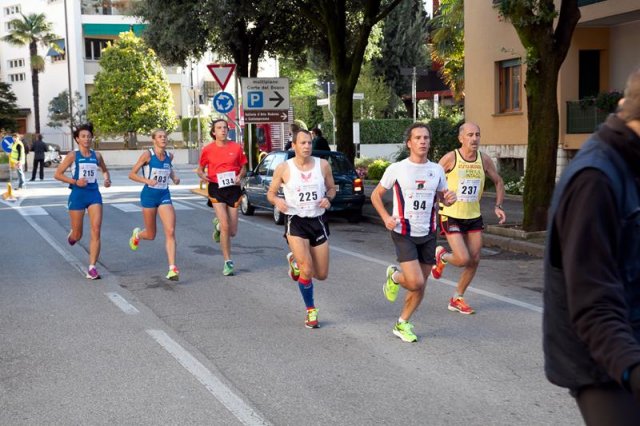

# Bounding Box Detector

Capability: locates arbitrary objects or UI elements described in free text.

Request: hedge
[180,117,209,145]
[319,119,412,145]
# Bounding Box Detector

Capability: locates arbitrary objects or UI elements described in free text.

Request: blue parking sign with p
[247,91,263,108]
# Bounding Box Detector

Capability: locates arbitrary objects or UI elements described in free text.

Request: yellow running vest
[440,149,485,219]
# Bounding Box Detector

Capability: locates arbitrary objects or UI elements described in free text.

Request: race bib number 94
[217,171,236,188]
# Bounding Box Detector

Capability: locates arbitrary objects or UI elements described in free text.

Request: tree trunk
[30,42,40,134]
[334,76,356,163]
[522,64,560,231]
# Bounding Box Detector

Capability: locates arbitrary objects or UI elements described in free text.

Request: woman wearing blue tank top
[54,123,111,280]
[127,129,181,281]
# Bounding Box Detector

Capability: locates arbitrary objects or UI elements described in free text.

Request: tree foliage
[495,0,580,231]
[134,0,312,77]
[355,63,396,120]
[88,32,178,147]
[47,90,87,129]
[374,0,430,113]
[430,0,465,100]
[2,13,60,133]
[294,0,404,163]
[0,81,19,131]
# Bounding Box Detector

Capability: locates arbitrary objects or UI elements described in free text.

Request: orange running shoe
[431,246,448,279]
[448,297,475,315]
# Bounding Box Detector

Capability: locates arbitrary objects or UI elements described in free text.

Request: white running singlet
[282,157,326,218]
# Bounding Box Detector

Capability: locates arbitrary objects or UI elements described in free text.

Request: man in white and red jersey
[267,130,336,329]
[371,123,456,343]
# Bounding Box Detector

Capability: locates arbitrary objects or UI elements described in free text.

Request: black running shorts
[207,182,242,208]
[391,231,437,264]
[284,214,330,247]
[440,215,484,235]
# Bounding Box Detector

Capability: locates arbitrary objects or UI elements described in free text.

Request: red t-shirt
[199,141,248,183]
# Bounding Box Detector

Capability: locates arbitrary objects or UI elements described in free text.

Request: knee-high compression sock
[298,277,314,309]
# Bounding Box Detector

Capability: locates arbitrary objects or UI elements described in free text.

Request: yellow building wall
[464,2,528,147]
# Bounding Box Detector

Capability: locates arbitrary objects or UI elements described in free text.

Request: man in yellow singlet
[432,122,506,314]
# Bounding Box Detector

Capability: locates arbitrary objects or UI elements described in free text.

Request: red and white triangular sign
[207,63,236,91]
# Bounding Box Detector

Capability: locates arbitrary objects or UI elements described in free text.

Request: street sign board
[213,91,235,114]
[353,93,364,100]
[241,78,290,111]
[400,67,429,76]
[244,110,288,123]
[207,64,236,91]
[316,98,329,106]
[1,136,14,153]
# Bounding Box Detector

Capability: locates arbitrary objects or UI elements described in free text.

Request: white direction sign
[241,78,290,110]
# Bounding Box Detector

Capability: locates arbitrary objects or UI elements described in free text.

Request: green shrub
[180,117,209,146]
[292,96,323,129]
[367,158,391,180]
[428,116,463,161]
[319,119,412,144]
[0,153,8,164]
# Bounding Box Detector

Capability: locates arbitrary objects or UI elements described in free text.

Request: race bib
[150,168,170,189]
[296,184,320,211]
[78,163,97,184]
[457,178,481,202]
[404,190,434,223]
[217,171,236,188]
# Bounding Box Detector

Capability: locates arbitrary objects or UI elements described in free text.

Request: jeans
[15,164,25,188]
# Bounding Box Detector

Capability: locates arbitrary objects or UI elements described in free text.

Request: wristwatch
[495,204,503,210]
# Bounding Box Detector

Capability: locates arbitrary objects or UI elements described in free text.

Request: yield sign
[207,63,236,91]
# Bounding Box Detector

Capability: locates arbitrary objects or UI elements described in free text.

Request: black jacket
[544,115,640,392]
[32,139,47,160]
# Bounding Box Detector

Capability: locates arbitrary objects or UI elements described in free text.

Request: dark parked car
[241,150,365,224]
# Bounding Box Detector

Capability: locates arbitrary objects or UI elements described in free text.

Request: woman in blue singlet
[127,129,181,281]
[54,123,111,280]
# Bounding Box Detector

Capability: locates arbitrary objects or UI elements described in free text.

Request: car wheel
[346,209,362,223]
[273,207,285,225]
[240,193,255,215]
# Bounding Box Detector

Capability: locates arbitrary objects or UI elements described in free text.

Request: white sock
[398,317,407,324]
[89,264,95,270]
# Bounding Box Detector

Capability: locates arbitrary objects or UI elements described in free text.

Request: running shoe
[287,252,300,281]
[393,321,417,342]
[212,217,221,243]
[166,266,180,281]
[431,245,448,279]
[86,267,101,280]
[67,231,76,246]
[448,296,475,315]
[305,308,319,329]
[384,265,400,302]
[129,227,140,251]
[223,260,234,276]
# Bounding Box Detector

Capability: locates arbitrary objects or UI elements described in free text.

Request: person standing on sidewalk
[544,68,640,424]
[432,122,506,315]
[30,134,46,181]
[54,123,111,280]
[9,134,26,189]
[267,129,336,329]
[128,129,181,281]
[196,119,247,276]
[371,123,456,342]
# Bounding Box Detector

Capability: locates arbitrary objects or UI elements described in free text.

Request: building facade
[0,0,278,150]
[464,0,640,178]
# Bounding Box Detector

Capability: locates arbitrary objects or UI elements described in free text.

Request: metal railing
[566,101,608,134]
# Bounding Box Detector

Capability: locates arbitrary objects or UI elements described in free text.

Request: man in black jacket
[311,128,330,151]
[544,68,640,424]
[30,133,46,181]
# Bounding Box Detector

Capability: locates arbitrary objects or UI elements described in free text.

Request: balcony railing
[566,101,608,134]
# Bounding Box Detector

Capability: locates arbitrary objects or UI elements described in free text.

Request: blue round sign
[1,136,14,153]
[213,91,235,114]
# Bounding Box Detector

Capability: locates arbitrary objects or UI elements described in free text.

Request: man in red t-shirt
[196,119,248,276]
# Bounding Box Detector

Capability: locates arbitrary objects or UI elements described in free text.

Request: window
[4,5,20,15]
[84,38,111,60]
[5,21,17,32]
[8,58,24,68]
[498,59,522,113]
[9,73,26,82]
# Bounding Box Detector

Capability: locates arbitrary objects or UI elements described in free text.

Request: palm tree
[429,0,465,100]
[3,13,60,133]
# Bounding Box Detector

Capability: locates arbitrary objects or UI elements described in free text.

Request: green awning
[82,23,147,37]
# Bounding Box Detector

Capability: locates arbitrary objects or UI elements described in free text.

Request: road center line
[146,329,271,426]
[105,292,140,315]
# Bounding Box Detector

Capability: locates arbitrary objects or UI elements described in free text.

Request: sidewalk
[361,182,545,257]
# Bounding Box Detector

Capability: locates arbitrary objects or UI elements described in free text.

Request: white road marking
[111,203,141,212]
[146,329,271,426]
[171,201,193,210]
[105,292,140,315]
[16,205,48,216]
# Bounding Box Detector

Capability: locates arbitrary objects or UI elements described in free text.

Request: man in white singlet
[267,130,336,329]
[371,123,457,343]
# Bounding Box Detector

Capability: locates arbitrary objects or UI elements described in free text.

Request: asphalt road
[0,167,579,425]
